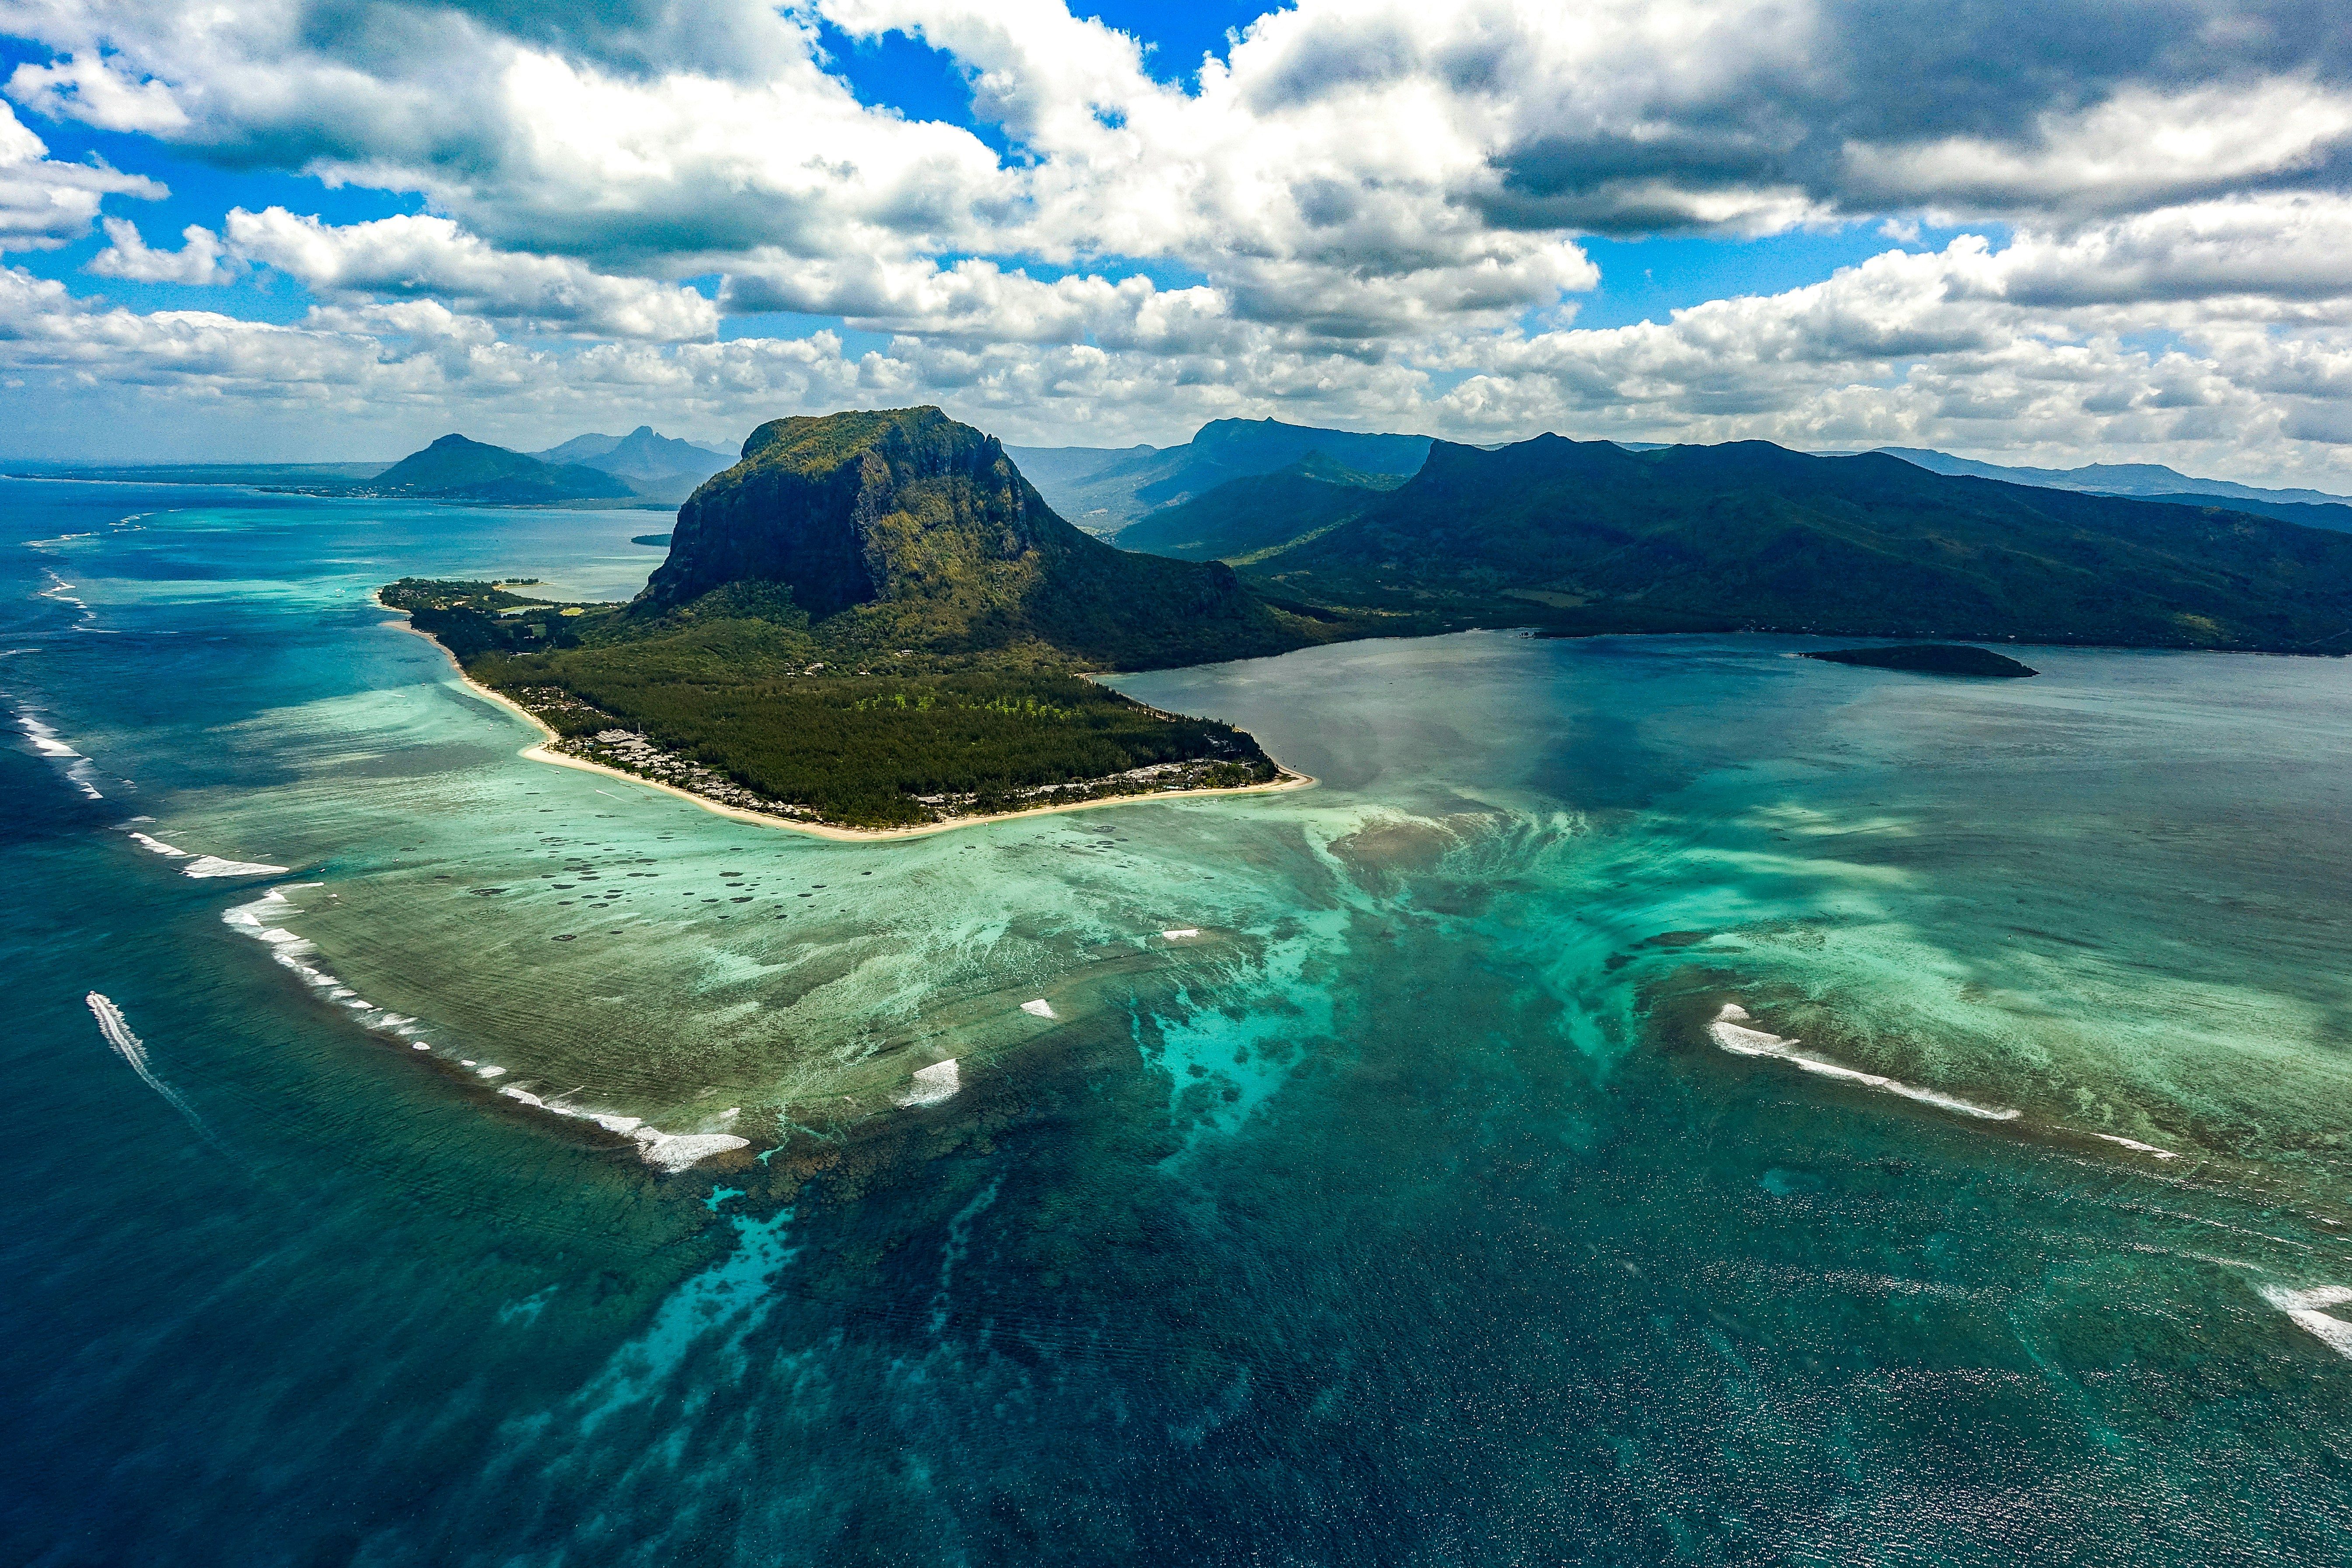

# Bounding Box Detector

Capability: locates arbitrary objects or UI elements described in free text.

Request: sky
[0,2,2349,488]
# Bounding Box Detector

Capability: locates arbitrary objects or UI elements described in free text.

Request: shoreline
[379,603,1317,842]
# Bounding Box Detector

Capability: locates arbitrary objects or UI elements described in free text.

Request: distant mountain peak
[373,433,633,503]
[1010,417,1435,532]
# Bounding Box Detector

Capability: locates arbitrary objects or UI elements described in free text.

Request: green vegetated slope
[1246,436,2352,650]
[375,434,634,502]
[387,408,1359,826]
[2134,494,2352,535]
[641,407,1341,668]
[1113,452,1407,562]
[1017,417,1432,530]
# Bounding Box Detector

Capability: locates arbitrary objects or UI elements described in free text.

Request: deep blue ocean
[6,478,2351,1566]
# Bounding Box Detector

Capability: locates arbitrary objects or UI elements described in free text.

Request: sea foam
[128,828,287,878]
[2258,1284,2352,1360]
[19,710,103,799]
[1709,1004,2021,1122]
[223,887,444,1058]
[2092,1132,2181,1160]
[498,1084,750,1170]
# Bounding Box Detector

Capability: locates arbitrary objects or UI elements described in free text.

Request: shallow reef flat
[9,484,2352,1564]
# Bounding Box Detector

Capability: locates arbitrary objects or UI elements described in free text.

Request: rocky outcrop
[636,407,1304,668]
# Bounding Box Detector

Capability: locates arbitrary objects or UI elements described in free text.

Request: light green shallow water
[182,616,2352,1201]
[14,485,2352,1562]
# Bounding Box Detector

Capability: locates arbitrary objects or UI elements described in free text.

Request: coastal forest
[390,405,2352,830]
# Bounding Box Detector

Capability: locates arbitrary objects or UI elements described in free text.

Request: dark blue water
[6,480,2351,1565]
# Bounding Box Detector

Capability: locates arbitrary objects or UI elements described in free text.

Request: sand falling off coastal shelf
[896,1059,961,1108]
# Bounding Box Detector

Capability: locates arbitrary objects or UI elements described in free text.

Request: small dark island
[1802,644,2039,678]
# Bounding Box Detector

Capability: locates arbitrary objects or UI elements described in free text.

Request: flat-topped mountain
[374,434,633,502]
[1244,435,2352,651]
[1012,417,1432,530]
[642,407,1326,668]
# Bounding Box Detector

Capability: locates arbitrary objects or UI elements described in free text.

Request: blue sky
[0,1,2343,486]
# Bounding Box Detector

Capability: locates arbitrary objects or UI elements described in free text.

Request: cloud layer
[0,0,2349,482]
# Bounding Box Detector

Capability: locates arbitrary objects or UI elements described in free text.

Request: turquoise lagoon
[3,477,2350,1564]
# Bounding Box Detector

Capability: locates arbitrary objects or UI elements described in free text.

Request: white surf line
[17,709,104,799]
[495,1084,750,1171]
[85,992,225,1149]
[222,886,442,1050]
[2258,1284,2352,1360]
[1709,1004,2022,1122]
[220,884,740,1172]
[126,827,289,878]
[2090,1132,2181,1160]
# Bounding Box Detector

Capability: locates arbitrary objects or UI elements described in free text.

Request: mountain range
[368,426,735,504]
[392,406,2352,830]
[372,434,634,503]
[1227,436,2352,651]
[535,426,735,501]
[642,407,1339,668]
[1109,451,1408,561]
[1879,447,2352,527]
[1009,417,1432,531]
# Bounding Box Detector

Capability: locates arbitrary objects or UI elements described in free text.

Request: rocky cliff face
[636,407,1305,668]
[643,408,1033,616]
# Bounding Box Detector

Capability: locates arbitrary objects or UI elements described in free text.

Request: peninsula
[1803,644,2040,677]
[387,408,1350,831]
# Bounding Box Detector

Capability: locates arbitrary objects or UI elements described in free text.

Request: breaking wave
[221,885,743,1172]
[127,829,288,878]
[1709,1003,2021,1122]
[17,709,104,799]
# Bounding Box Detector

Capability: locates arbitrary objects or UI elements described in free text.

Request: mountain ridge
[1113,451,1406,562]
[1241,434,2352,652]
[1879,447,2352,510]
[372,434,633,503]
[1014,417,1433,531]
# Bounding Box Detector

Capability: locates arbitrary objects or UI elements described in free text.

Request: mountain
[385,408,1347,827]
[2132,494,2352,534]
[538,425,733,481]
[533,431,631,466]
[1880,447,2352,510]
[1016,418,1433,531]
[1244,435,2352,651]
[1113,452,1408,562]
[529,426,735,503]
[1002,443,1156,495]
[371,434,633,502]
[639,407,1332,668]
